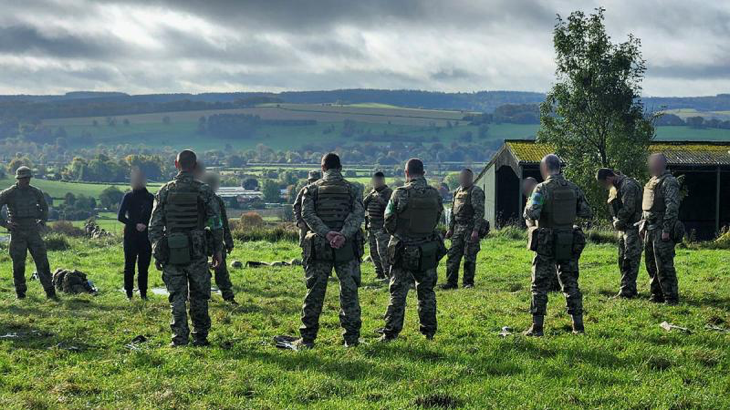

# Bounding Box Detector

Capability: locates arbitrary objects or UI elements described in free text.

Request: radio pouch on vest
[334,239,356,262]
[554,230,573,262]
[167,233,191,265]
[418,241,439,271]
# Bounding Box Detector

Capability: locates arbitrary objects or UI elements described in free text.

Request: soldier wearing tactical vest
[443,169,485,289]
[363,171,393,280]
[202,172,237,305]
[294,153,364,349]
[596,168,643,299]
[523,154,592,336]
[0,166,57,300]
[149,150,224,347]
[379,159,445,341]
[640,153,681,305]
[293,170,320,246]
[523,177,561,292]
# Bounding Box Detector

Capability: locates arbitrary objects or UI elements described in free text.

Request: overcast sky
[0,0,728,96]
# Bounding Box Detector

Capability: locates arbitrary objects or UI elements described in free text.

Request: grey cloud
[0,25,121,58]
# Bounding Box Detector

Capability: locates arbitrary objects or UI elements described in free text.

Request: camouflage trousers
[383,265,437,338]
[368,227,391,278]
[213,253,235,301]
[162,257,212,344]
[299,259,362,343]
[445,223,480,286]
[617,227,643,297]
[530,253,583,316]
[9,228,53,295]
[644,229,678,303]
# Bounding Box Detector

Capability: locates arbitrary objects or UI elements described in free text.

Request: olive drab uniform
[641,171,681,304]
[382,176,445,339]
[608,174,643,297]
[299,169,364,345]
[445,184,485,287]
[363,185,393,279]
[212,194,235,301]
[0,183,55,298]
[148,171,223,345]
[524,174,592,317]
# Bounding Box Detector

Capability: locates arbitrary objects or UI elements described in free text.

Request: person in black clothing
[118,170,155,300]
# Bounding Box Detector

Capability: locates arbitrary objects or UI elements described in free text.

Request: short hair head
[595,168,616,181]
[177,149,197,172]
[321,153,341,171]
[405,158,424,176]
[373,171,385,179]
[307,170,320,182]
[541,154,562,173]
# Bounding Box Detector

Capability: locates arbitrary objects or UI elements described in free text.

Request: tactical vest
[452,186,474,221]
[396,186,440,240]
[314,180,352,231]
[366,188,389,227]
[165,181,205,232]
[642,175,666,213]
[10,187,41,221]
[537,179,577,230]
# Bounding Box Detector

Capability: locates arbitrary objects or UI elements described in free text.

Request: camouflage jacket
[524,174,593,223]
[301,169,364,239]
[148,171,224,254]
[363,185,392,229]
[214,194,234,250]
[384,176,444,243]
[612,174,642,229]
[0,183,48,228]
[449,184,485,230]
[293,186,307,226]
[642,171,680,234]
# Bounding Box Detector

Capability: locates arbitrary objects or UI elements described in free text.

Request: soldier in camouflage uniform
[523,177,560,292]
[0,167,57,300]
[640,154,681,305]
[523,155,592,336]
[203,172,237,304]
[443,169,485,289]
[295,153,364,349]
[149,150,224,347]
[380,159,445,341]
[363,171,393,280]
[596,168,643,298]
[293,170,320,246]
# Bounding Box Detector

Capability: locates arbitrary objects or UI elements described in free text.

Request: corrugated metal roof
[504,139,730,166]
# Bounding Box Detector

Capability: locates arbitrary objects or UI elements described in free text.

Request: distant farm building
[216,187,263,207]
[475,139,730,239]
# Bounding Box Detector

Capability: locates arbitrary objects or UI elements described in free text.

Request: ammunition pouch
[205,229,215,257]
[672,221,685,243]
[553,229,574,262]
[153,237,169,264]
[527,226,539,252]
[572,226,586,257]
[400,240,442,272]
[167,233,191,265]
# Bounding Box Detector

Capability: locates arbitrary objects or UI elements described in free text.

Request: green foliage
[99,186,124,211]
[538,8,655,217]
[42,233,70,251]
[443,173,460,190]
[261,179,282,203]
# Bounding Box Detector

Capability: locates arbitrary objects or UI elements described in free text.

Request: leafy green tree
[538,8,655,216]
[261,179,281,203]
[99,186,125,211]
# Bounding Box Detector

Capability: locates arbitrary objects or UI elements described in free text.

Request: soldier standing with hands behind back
[149,150,224,347]
[523,154,592,336]
[0,166,57,300]
[443,169,485,289]
[596,168,643,299]
[363,171,393,280]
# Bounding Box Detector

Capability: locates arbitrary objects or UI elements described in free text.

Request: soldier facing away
[363,171,393,280]
[640,153,682,305]
[523,177,560,292]
[443,168,485,289]
[293,170,320,246]
[596,168,643,298]
[149,150,224,347]
[0,166,57,300]
[203,172,237,305]
[295,153,364,349]
[380,158,446,341]
[523,154,592,336]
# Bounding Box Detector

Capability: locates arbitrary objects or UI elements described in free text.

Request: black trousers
[123,232,152,297]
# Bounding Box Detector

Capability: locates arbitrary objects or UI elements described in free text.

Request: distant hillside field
[0,177,160,200]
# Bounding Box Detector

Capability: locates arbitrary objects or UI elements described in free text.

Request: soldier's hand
[445,229,453,239]
[470,230,479,243]
[661,231,670,242]
[155,260,163,271]
[326,231,340,243]
[212,252,223,269]
[136,223,147,232]
[331,234,346,249]
[6,222,19,232]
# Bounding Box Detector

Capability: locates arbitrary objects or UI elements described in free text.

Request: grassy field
[0,232,728,408]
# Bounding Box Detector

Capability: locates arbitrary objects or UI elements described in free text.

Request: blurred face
[459,171,473,187]
[17,177,30,187]
[522,180,537,197]
[539,162,548,180]
[372,176,385,189]
[599,177,614,190]
[648,154,666,177]
[131,173,146,190]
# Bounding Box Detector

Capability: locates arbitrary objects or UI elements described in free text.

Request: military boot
[46,289,59,301]
[571,315,585,334]
[192,338,210,347]
[463,261,476,288]
[523,315,544,337]
[16,292,26,300]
